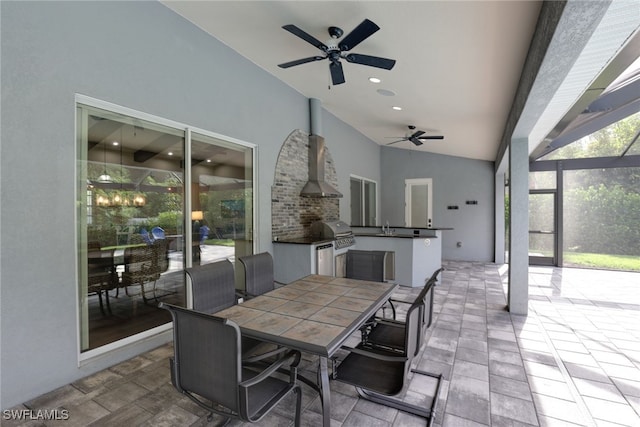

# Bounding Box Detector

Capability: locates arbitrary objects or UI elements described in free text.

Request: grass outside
[563,251,640,272]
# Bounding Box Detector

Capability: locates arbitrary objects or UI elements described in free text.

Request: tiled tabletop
[216,275,397,356]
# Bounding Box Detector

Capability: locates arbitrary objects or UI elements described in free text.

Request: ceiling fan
[386,125,445,146]
[277,19,396,86]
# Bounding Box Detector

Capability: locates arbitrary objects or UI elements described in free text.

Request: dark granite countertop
[353,233,438,239]
[273,237,334,245]
[350,226,453,231]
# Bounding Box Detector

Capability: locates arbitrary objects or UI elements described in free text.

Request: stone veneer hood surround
[272,129,339,241]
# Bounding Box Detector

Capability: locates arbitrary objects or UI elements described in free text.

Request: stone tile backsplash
[272,129,339,240]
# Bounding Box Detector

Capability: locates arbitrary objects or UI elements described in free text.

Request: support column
[495,172,506,264]
[508,138,529,315]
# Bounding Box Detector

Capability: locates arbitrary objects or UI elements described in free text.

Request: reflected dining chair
[87,245,118,315]
[121,241,167,303]
[159,303,302,426]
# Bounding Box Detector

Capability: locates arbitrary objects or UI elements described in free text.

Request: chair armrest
[243,346,288,364]
[340,345,408,363]
[240,349,301,388]
[388,297,413,305]
[372,318,404,328]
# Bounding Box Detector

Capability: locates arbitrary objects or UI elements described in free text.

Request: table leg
[318,356,331,427]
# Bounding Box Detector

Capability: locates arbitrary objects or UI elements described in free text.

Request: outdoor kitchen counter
[353,233,438,238]
[352,227,446,287]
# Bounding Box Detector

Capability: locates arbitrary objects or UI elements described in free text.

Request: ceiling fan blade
[385,139,405,145]
[411,130,425,139]
[278,56,325,68]
[409,137,424,146]
[345,53,396,70]
[417,135,445,140]
[338,19,380,51]
[282,24,328,51]
[329,61,346,85]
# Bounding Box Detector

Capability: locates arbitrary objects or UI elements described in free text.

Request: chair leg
[140,281,149,303]
[294,385,302,427]
[141,280,160,304]
[96,291,106,315]
[104,288,112,315]
[354,370,442,426]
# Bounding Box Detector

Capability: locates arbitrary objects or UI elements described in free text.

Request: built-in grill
[310,220,356,249]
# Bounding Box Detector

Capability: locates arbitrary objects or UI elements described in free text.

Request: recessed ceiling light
[377,89,396,97]
[206,159,212,163]
[168,152,174,156]
[369,77,381,83]
[112,141,119,146]
[392,106,402,111]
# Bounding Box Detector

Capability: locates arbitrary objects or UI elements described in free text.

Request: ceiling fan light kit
[278,19,396,86]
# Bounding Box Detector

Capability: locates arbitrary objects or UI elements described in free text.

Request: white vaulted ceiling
[162,1,542,162]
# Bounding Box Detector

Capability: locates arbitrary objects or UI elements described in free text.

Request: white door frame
[405,178,433,228]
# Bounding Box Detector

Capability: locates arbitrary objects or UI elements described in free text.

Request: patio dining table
[215,274,397,427]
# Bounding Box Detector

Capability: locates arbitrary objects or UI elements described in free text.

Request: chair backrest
[139,228,153,244]
[238,252,274,297]
[186,259,236,314]
[407,267,443,354]
[346,250,386,282]
[421,267,443,329]
[200,225,210,243]
[151,226,165,240]
[124,245,155,274]
[152,239,170,274]
[402,298,423,371]
[160,303,242,413]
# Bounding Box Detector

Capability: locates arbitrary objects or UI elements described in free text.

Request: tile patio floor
[6,261,640,426]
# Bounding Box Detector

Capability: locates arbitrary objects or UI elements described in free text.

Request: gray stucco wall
[380,146,495,261]
[0,1,379,408]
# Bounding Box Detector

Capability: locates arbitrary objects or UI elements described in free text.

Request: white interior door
[405,178,433,228]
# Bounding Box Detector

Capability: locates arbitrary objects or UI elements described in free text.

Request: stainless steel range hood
[300,98,343,198]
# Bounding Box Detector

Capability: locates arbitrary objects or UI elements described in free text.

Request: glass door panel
[191,133,254,267]
[529,191,556,265]
[78,104,185,352]
[405,178,433,228]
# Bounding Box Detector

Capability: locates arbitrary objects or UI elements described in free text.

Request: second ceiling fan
[387,125,445,146]
[278,19,396,86]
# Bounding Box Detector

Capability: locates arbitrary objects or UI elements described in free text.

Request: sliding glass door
[77,100,254,354]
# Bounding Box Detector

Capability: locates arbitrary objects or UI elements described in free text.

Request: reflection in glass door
[77,100,255,355]
[78,104,186,352]
[529,191,556,265]
[190,132,254,267]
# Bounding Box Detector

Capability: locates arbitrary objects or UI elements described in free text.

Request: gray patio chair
[186,259,236,314]
[364,267,443,355]
[238,252,275,298]
[159,302,302,426]
[186,259,277,358]
[346,249,396,320]
[333,292,442,425]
